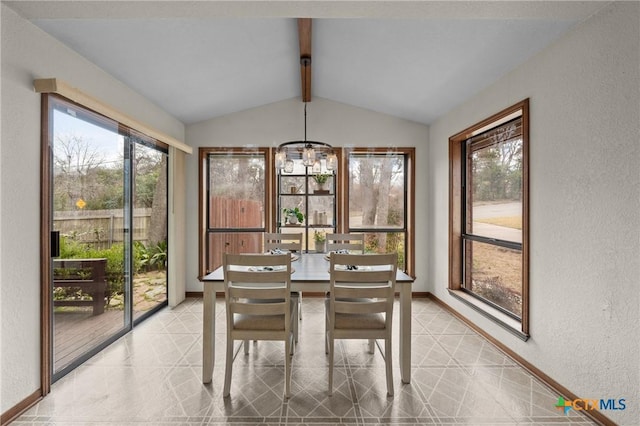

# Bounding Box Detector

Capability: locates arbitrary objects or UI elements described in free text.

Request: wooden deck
[53,304,164,373]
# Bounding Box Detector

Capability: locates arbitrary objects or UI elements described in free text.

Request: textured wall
[428,2,639,424]
[0,4,184,413]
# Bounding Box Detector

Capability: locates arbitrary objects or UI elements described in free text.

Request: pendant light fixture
[275,56,337,171]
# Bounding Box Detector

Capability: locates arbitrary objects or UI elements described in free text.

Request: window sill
[447,289,529,341]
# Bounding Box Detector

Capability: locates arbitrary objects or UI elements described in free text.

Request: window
[199,148,269,275]
[449,100,529,338]
[346,149,415,275]
[198,147,415,278]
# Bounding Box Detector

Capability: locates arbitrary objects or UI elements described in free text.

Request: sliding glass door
[46,94,168,380]
[132,139,168,320]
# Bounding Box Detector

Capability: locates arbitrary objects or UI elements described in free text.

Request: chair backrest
[326,233,365,253]
[328,252,397,325]
[223,253,292,330]
[264,233,303,252]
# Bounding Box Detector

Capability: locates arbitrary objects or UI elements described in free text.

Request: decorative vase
[288,216,298,225]
[315,240,325,253]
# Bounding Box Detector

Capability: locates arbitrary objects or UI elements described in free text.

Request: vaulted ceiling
[5,1,608,125]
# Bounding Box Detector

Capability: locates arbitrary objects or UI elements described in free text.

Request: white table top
[201,252,414,283]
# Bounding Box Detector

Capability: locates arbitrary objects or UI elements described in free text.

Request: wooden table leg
[399,286,412,383]
[202,284,216,384]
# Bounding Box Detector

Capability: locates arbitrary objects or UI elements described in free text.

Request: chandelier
[275,57,337,173]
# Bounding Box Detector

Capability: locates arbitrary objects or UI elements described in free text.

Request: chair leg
[285,339,292,398]
[385,337,394,397]
[328,336,334,396]
[244,340,250,355]
[368,339,375,354]
[293,299,299,343]
[223,337,234,397]
[299,292,303,320]
[325,313,329,354]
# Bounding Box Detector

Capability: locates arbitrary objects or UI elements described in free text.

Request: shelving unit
[277,159,336,252]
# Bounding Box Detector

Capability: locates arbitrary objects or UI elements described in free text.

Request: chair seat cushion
[334,312,385,329]
[234,314,285,330]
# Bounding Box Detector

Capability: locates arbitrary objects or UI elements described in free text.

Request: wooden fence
[207,197,263,270]
[54,208,153,249]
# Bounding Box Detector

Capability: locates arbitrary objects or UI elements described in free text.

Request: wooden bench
[53,258,108,315]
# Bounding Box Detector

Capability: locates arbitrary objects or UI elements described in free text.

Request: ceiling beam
[298,18,312,102]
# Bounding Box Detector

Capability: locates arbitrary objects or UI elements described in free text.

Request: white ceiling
[5,1,609,125]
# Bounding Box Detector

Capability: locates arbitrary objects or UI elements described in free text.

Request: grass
[475,215,522,229]
[470,243,522,316]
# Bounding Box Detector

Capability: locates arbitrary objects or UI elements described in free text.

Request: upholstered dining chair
[222,253,296,398]
[325,252,398,396]
[325,233,365,253]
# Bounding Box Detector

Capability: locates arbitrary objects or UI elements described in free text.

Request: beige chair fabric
[325,252,397,396]
[223,253,296,398]
[264,232,303,252]
[325,233,365,253]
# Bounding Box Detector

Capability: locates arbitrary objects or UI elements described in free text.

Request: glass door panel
[132,141,168,319]
[51,101,130,378]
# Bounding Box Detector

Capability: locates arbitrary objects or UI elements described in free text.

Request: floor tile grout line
[341,340,364,426]
[23,298,599,425]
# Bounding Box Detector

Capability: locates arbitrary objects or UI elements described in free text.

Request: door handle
[51,231,60,258]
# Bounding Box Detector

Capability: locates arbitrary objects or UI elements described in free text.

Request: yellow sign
[76,199,86,209]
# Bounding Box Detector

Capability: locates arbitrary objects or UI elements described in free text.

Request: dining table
[200,252,415,385]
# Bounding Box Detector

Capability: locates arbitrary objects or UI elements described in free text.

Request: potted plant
[313,230,326,252]
[312,173,331,192]
[283,207,304,225]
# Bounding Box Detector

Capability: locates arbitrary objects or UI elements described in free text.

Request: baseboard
[1,389,42,426]
[426,293,614,426]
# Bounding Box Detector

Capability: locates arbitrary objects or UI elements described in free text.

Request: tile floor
[14,297,597,425]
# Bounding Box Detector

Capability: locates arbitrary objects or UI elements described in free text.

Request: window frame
[449,99,529,338]
[198,147,272,276]
[344,148,415,277]
[198,146,415,278]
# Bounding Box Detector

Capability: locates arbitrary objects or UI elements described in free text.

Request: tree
[351,154,404,252]
[53,133,106,211]
[147,155,167,246]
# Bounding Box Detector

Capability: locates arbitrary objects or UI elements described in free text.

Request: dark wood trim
[427,293,613,426]
[1,389,43,426]
[297,18,312,102]
[448,136,463,290]
[266,148,275,233]
[406,147,415,279]
[343,147,415,278]
[520,99,530,334]
[40,94,52,397]
[198,148,207,280]
[448,99,529,333]
[334,148,344,236]
[198,147,270,276]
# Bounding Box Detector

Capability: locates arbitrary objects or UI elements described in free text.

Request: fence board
[54,208,152,249]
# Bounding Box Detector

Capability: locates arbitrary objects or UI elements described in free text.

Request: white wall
[0,4,184,413]
[185,97,429,291]
[428,2,639,424]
